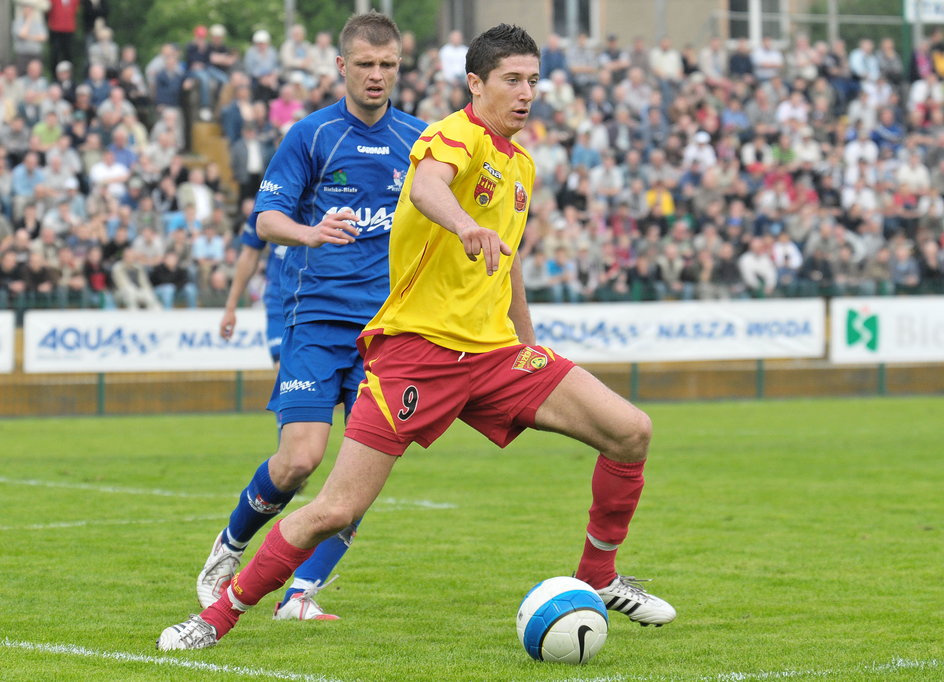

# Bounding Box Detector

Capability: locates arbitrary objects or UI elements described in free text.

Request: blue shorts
[266,321,365,425]
[266,304,283,362]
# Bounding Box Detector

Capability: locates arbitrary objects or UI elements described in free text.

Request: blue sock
[223,458,296,549]
[280,518,362,606]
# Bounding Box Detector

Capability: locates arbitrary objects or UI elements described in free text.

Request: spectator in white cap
[245,29,280,99]
[682,131,717,169]
[207,24,239,76]
[54,60,76,101]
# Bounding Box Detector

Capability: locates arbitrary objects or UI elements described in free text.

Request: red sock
[200,520,314,638]
[575,455,645,589]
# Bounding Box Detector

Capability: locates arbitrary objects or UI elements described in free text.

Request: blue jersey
[253,98,426,327]
[240,213,287,314]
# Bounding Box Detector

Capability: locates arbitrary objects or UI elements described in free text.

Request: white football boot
[156,614,218,650]
[273,576,340,621]
[596,574,677,626]
[196,531,244,609]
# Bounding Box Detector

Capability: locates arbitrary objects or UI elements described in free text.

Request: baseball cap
[253,30,271,44]
[194,25,208,38]
[209,24,226,38]
[695,131,711,144]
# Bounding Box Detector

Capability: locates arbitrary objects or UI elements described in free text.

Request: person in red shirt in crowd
[47,0,80,73]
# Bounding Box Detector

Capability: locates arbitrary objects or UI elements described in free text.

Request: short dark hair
[339,10,401,57]
[465,24,539,82]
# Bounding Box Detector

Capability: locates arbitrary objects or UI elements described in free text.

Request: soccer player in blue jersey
[196,10,426,621]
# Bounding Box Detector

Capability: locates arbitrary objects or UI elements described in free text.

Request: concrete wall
[468,0,726,49]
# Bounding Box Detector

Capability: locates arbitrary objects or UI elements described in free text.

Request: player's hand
[220,310,237,339]
[304,210,360,248]
[456,224,512,276]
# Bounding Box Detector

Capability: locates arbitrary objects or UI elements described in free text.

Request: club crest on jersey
[475,175,496,206]
[512,346,548,373]
[514,181,528,212]
[387,167,406,192]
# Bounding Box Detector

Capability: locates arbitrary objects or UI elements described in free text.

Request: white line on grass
[554,656,942,682]
[0,514,227,531]
[0,477,457,510]
[374,497,458,511]
[1,637,342,682]
[0,476,230,498]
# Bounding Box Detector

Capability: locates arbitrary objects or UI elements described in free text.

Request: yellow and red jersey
[363,104,535,353]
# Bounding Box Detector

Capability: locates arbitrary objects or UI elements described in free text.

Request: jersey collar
[463,103,516,158]
[339,97,393,130]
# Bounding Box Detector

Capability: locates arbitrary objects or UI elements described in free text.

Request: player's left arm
[508,252,536,345]
[410,153,511,276]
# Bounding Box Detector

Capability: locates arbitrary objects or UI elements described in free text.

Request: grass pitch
[0,397,941,681]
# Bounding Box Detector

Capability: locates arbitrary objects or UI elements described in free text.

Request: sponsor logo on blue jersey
[357,144,390,155]
[280,379,317,394]
[324,206,393,232]
[259,179,282,194]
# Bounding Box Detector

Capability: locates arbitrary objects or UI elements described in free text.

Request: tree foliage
[107,0,440,65]
[806,0,907,49]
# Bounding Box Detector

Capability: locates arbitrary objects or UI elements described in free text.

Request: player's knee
[609,408,652,463]
[270,450,323,490]
[310,505,358,537]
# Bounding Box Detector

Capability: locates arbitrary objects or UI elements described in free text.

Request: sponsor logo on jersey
[475,175,496,206]
[259,179,282,194]
[482,161,503,180]
[280,379,317,394]
[511,346,548,373]
[387,167,406,192]
[332,170,348,185]
[325,206,394,232]
[357,144,390,155]
[514,181,528,212]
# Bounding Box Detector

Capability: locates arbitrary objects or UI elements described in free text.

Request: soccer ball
[516,576,608,664]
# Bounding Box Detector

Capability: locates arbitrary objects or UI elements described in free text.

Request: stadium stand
[2,10,944,327]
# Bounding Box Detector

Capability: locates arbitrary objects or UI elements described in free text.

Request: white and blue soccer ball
[516,576,608,664]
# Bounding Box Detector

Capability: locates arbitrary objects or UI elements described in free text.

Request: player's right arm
[410,153,511,276]
[220,246,262,340]
[256,209,361,248]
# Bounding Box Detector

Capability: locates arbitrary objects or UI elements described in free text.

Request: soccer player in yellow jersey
[158,24,675,651]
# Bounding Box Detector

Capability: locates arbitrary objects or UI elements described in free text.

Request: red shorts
[345,333,575,456]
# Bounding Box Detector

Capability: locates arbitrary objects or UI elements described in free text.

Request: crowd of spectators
[2,2,944,319]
